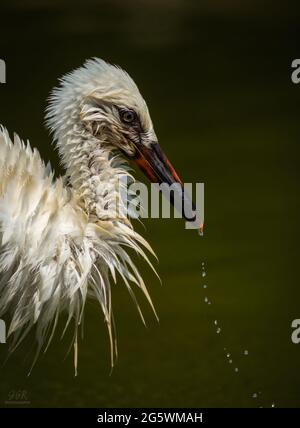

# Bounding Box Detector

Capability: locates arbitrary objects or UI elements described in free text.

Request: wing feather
[0,127,157,371]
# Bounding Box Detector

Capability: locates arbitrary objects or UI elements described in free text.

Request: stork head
[46,58,196,223]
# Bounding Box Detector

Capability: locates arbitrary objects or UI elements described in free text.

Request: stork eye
[120,109,137,124]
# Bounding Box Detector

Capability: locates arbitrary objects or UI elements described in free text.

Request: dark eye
[120,109,137,124]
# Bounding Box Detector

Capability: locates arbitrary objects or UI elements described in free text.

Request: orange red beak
[132,142,198,224]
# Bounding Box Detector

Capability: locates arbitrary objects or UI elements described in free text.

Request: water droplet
[228,359,232,364]
[271,403,275,408]
[204,297,208,303]
[214,320,218,325]
[216,327,221,334]
[252,393,258,399]
[202,272,206,277]
[234,367,239,372]
[208,301,211,305]
[203,284,207,289]
[244,350,249,356]
[226,353,231,358]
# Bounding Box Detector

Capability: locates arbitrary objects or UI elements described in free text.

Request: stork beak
[133,142,200,227]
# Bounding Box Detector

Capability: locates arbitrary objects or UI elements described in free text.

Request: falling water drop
[199,262,265,405]
[271,403,275,408]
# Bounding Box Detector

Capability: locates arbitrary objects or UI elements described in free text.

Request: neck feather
[58,127,131,221]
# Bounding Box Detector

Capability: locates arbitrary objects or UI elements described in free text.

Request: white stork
[0,58,194,370]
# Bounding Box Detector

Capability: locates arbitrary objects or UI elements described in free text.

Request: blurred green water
[0,0,300,407]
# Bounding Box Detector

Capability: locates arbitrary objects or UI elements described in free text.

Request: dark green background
[0,0,300,408]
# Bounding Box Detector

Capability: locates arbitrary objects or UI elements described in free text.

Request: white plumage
[0,125,156,366]
[0,58,188,371]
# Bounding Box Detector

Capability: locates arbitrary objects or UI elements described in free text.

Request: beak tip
[198,223,204,236]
